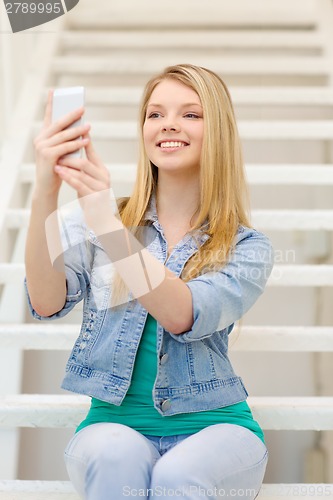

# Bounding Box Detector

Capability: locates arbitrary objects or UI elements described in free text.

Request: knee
[70,423,154,471]
[65,424,159,497]
[151,455,197,490]
[92,424,153,465]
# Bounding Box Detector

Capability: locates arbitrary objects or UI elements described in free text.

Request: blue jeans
[64,423,268,500]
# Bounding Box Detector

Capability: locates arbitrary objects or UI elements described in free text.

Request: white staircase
[0,0,333,497]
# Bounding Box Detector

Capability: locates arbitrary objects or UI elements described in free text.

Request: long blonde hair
[110,63,252,308]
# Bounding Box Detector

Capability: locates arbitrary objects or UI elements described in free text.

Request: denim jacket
[25,192,274,416]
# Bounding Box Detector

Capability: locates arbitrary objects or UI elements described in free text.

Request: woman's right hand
[33,89,90,196]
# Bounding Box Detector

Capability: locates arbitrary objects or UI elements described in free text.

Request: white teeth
[159,141,187,148]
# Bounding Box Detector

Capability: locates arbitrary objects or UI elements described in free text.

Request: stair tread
[2,263,333,286]
[0,395,332,430]
[52,55,329,75]
[32,120,333,140]
[1,324,333,352]
[67,0,317,30]
[76,86,333,105]
[0,480,331,499]
[60,30,324,49]
[7,208,333,231]
[20,163,333,185]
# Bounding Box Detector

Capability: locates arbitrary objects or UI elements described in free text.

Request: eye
[147,112,161,119]
[184,113,200,119]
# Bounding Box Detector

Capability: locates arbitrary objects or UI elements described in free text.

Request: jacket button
[160,353,169,365]
[161,399,171,412]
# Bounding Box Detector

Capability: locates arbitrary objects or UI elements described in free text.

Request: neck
[155,171,200,224]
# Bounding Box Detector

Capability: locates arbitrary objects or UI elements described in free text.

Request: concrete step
[33,120,333,141]
[0,395,332,430]
[60,30,324,51]
[1,324,333,352]
[0,481,331,500]
[2,264,333,286]
[266,266,333,286]
[0,481,78,500]
[20,163,333,186]
[6,208,333,231]
[52,56,329,77]
[252,210,333,230]
[67,0,317,30]
[40,86,333,120]
[76,86,333,106]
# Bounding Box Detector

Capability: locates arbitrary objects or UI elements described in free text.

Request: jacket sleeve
[169,227,274,343]
[24,208,93,321]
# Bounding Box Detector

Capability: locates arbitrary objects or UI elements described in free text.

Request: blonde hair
[110,63,252,308]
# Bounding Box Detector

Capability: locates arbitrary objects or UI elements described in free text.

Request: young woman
[25,64,274,499]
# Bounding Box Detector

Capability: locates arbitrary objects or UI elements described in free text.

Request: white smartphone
[51,86,85,158]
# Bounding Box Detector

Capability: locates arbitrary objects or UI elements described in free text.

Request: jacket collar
[143,190,159,223]
[143,190,211,245]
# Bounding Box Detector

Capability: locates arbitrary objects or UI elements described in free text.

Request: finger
[43,89,54,128]
[57,157,83,171]
[54,165,106,194]
[38,106,85,142]
[83,133,103,167]
[51,137,90,159]
[55,161,109,191]
[55,167,93,198]
[58,156,110,185]
[41,106,85,141]
[56,106,85,130]
[46,122,90,148]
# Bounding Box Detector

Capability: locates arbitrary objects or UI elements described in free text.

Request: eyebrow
[147,102,202,108]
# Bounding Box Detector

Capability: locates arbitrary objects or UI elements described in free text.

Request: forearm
[25,189,67,317]
[137,253,194,335]
[95,215,193,334]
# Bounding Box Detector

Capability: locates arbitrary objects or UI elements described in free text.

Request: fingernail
[54,165,63,172]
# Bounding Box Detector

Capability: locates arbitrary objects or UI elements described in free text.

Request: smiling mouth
[158,141,189,148]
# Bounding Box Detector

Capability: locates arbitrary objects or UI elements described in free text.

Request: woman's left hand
[54,132,118,233]
[54,132,110,196]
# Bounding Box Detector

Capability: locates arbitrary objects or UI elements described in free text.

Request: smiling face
[143,78,204,176]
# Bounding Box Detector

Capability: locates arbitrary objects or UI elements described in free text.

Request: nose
[161,118,180,132]
[162,125,177,131]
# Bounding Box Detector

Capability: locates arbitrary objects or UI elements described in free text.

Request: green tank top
[76,313,265,444]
